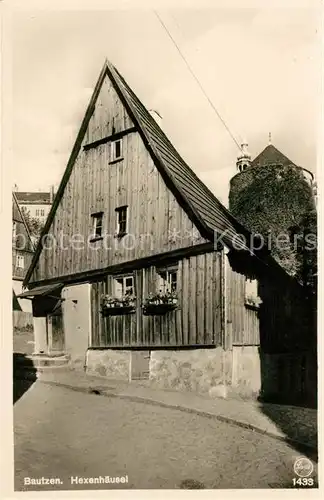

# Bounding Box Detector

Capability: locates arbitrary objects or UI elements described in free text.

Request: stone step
[13,353,70,372]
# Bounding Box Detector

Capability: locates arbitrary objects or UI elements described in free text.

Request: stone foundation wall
[149,348,233,398]
[82,346,315,406]
[86,349,131,380]
[230,346,261,399]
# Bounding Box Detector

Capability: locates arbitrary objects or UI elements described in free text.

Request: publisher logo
[293,457,314,478]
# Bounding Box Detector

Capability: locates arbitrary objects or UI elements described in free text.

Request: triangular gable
[24,60,258,285]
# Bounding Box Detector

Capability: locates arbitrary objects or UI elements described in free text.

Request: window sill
[109,157,124,165]
[89,236,103,243]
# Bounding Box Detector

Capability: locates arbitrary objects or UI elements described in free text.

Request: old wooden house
[20,60,316,404]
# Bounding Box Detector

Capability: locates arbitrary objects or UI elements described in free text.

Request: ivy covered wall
[229,163,317,291]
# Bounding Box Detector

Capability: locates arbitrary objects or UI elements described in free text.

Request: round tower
[228,139,317,283]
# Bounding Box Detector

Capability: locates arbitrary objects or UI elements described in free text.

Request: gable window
[16,254,24,269]
[110,138,123,162]
[157,266,178,293]
[91,212,104,240]
[40,209,45,217]
[114,275,134,298]
[115,206,128,237]
[36,209,40,216]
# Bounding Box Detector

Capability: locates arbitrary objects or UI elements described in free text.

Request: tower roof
[252,144,296,168]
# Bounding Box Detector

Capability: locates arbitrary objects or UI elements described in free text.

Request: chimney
[149,109,163,129]
[50,185,55,203]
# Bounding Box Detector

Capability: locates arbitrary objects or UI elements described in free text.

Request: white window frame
[157,267,178,293]
[16,254,25,269]
[91,212,104,239]
[114,275,134,298]
[110,138,123,162]
[115,205,128,236]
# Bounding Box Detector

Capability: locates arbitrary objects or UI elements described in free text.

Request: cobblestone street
[14,381,318,490]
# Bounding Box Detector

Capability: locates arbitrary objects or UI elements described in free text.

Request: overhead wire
[154,10,243,152]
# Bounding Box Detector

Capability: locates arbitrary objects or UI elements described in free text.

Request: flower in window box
[245,295,263,308]
[143,290,178,308]
[101,294,136,309]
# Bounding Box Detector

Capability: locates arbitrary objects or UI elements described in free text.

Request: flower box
[142,302,177,315]
[142,292,178,315]
[244,295,262,310]
[101,305,136,316]
[101,294,136,316]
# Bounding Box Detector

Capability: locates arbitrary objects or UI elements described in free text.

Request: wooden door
[47,306,65,354]
[131,351,150,380]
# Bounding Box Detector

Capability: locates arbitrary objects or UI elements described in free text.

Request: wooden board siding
[226,256,260,347]
[31,75,207,283]
[90,252,222,348]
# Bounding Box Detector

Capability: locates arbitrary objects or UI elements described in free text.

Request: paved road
[14,381,318,491]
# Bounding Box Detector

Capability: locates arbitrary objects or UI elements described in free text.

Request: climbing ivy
[229,164,317,292]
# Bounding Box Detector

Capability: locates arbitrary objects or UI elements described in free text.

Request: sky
[10,2,320,206]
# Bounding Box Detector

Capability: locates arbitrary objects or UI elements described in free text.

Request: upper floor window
[110,138,123,162]
[245,278,258,300]
[157,265,178,293]
[114,275,134,298]
[115,206,128,237]
[16,254,24,269]
[13,222,17,240]
[244,278,262,308]
[91,212,104,239]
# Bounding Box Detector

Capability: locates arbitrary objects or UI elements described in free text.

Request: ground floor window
[114,274,134,298]
[157,265,178,293]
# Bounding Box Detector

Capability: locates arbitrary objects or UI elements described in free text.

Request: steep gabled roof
[24,60,262,286]
[13,192,34,251]
[252,144,296,168]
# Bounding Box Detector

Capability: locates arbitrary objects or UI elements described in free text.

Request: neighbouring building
[12,192,34,313]
[229,140,317,282]
[19,60,316,406]
[14,187,55,225]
